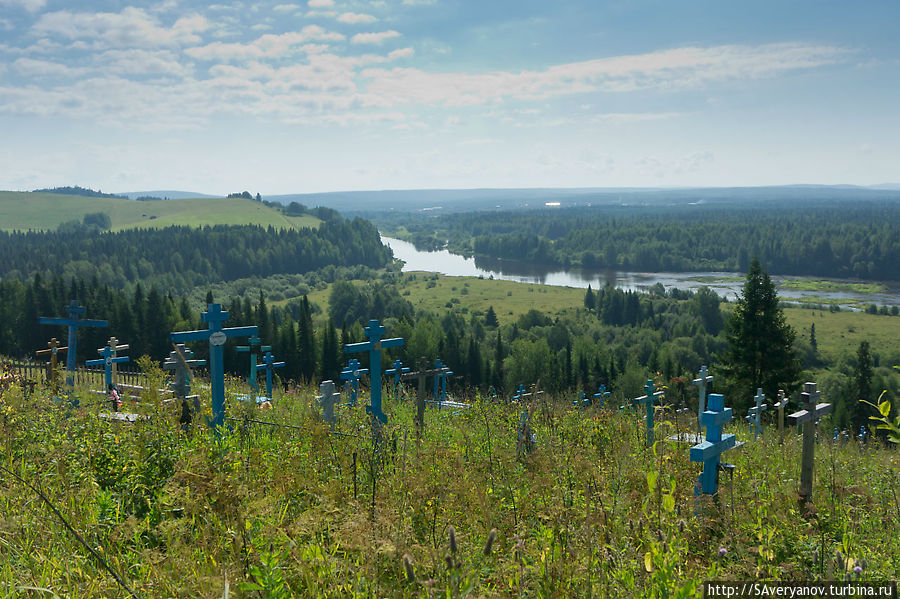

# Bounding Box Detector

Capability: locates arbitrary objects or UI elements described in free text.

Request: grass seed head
[484,529,497,556]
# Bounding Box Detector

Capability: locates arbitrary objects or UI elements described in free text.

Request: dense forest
[0,208,390,292]
[388,201,900,280]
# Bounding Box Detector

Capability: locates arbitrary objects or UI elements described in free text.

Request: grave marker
[35,338,68,390]
[39,300,108,386]
[773,389,789,440]
[164,344,206,429]
[431,359,453,408]
[170,304,257,429]
[316,380,342,426]
[340,358,368,407]
[787,382,832,501]
[385,359,410,398]
[746,388,768,440]
[400,357,447,437]
[689,393,737,495]
[344,319,405,425]
[85,342,130,391]
[593,384,610,409]
[236,335,263,394]
[255,348,285,400]
[634,380,664,446]
[574,390,587,408]
[692,365,714,433]
[516,406,536,457]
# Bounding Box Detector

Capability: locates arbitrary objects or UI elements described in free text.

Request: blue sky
[1,0,898,194]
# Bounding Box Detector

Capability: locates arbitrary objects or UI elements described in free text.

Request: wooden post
[788,382,832,502]
[774,389,788,442]
[35,338,67,392]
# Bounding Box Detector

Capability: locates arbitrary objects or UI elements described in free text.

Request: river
[382,236,900,309]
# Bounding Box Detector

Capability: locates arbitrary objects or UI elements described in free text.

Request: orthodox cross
[574,390,587,408]
[35,338,68,390]
[432,359,453,408]
[746,388,768,440]
[516,405,536,458]
[385,359,410,398]
[39,300,108,386]
[692,365,714,433]
[512,384,527,403]
[255,348,285,400]
[788,382,832,501]
[164,344,206,430]
[236,335,263,394]
[689,393,737,495]
[170,303,257,429]
[340,359,368,408]
[316,380,342,426]
[634,380,664,446]
[593,384,610,409]
[86,343,130,390]
[344,319,404,425]
[400,357,447,438]
[773,389,789,441]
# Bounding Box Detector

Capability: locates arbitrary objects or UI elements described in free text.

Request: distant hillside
[118,190,220,200]
[33,186,127,199]
[0,191,320,232]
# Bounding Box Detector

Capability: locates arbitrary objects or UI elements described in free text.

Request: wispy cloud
[185,27,344,61]
[307,0,333,7]
[337,12,378,24]
[0,0,45,13]
[32,8,210,49]
[351,30,401,44]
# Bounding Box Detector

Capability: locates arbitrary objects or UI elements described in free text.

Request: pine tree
[810,323,818,354]
[851,340,873,430]
[721,257,800,410]
[484,305,499,328]
[584,285,595,311]
[297,296,316,382]
[492,330,504,391]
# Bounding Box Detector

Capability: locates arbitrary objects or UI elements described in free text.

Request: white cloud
[0,18,13,31]
[98,49,192,77]
[185,27,344,61]
[12,58,87,78]
[308,0,333,7]
[590,112,682,124]
[338,12,378,24]
[351,30,400,44]
[32,8,210,49]
[0,0,45,13]
[402,0,435,4]
[273,3,300,11]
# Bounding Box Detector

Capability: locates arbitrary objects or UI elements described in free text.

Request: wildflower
[854,565,863,576]
[718,547,728,558]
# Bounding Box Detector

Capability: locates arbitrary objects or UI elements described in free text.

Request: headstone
[593,384,610,409]
[746,388,768,440]
[255,347,285,400]
[431,359,453,408]
[787,382,832,501]
[236,335,263,394]
[170,304,258,429]
[163,344,206,430]
[634,380,664,446]
[85,342,130,391]
[692,365,714,433]
[39,300,108,387]
[385,359,410,398]
[316,380,342,426]
[690,393,737,495]
[340,358,368,408]
[773,389,789,440]
[35,338,68,390]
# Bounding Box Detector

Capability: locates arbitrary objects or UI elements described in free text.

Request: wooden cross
[340,358,368,408]
[104,336,129,383]
[788,382,832,501]
[746,388,768,441]
[164,344,206,429]
[255,348,285,400]
[35,338,68,389]
[512,384,526,402]
[170,303,258,429]
[516,406,536,457]
[634,380,664,446]
[773,389,789,439]
[385,359,410,398]
[236,335,263,394]
[316,380,342,426]
[692,365,714,433]
[400,357,449,437]
[574,390,587,408]
[39,300,108,386]
[85,343,130,390]
[690,392,736,495]
[431,359,453,409]
[345,320,405,425]
[593,384,610,409]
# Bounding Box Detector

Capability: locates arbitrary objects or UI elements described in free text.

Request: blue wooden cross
[255,347,285,400]
[86,343,130,390]
[513,384,526,402]
[746,387,768,440]
[385,359,410,398]
[692,365,713,432]
[634,380,664,446]
[593,384,610,409]
[574,390,587,408]
[690,393,736,495]
[236,335,262,394]
[170,304,257,429]
[340,358,368,408]
[344,319,404,424]
[432,359,453,408]
[39,300,108,386]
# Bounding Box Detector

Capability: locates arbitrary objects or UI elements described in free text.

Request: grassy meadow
[0,191,320,232]
[0,370,899,597]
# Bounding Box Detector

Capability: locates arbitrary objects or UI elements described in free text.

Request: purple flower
[718,547,728,557]
[854,565,863,574]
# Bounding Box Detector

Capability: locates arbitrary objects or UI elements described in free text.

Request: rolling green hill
[0,191,320,231]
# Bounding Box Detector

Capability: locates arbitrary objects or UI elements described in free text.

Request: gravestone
[255,348,285,400]
[236,335,263,394]
[170,304,258,429]
[431,359,453,408]
[86,342,130,391]
[39,300,108,387]
[316,380,342,426]
[858,425,868,445]
[340,358,368,408]
[773,389,789,440]
[593,384,610,409]
[787,382,832,501]
[512,384,526,403]
[689,393,737,495]
[35,338,68,391]
[164,344,206,430]
[400,357,448,437]
[746,388,768,440]
[345,320,404,425]
[634,380,664,446]
[692,365,714,433]
[385,359,410,398]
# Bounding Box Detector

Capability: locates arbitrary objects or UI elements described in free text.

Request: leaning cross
[634,380,664,446]
[344,319,404,425]
[164,344,206,429]
[593,384,610,409]
[39,300,108,386]
[788,382,832,501]
[690,392,737,495]
[255,347,285,400]
[774,389,789,438]
[170,303,257,429]
[746,388,768,440]
[35,338,68,390]
[400,357,448,437]
[316,380,342,426]
[385,359,410,398]
[692,365,714,433]
[432,359,453,409]
[236,335,263,394]
[86,343,130,390]
[340,358,368,408]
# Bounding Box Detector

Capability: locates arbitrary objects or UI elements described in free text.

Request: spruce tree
[721,257,800,410]
[584,285,596,311]
[851,340,873,430]
[296,296,316,382]
[484,305,499,328]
